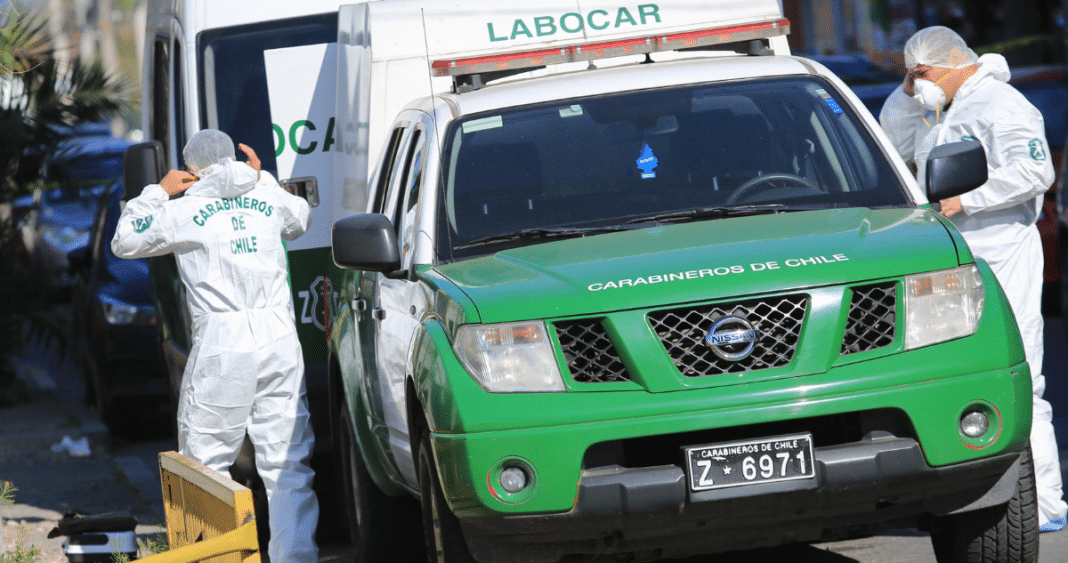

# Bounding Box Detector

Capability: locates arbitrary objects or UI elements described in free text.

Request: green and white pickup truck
[122,0,1039,562]
[324,2,1036,563]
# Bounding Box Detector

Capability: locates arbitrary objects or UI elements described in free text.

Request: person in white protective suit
[880,26,1067,532]
[111,129,320,560]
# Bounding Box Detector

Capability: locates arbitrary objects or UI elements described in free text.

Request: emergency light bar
[431,18,790,78]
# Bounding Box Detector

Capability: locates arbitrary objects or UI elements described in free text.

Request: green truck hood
[435,208,961,322]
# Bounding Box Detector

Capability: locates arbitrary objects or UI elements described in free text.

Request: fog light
[961,411,990,438]
[500,467,527,493]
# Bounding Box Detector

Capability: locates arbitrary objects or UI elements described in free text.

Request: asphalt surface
[2,316,1068,562]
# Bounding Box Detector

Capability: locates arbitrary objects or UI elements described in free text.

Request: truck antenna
[420,8,441,145]
[420,8,452,258]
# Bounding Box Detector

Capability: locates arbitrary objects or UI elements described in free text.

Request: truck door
[142,21,192,398]
[200,13,339,365]
[358,115,427,486]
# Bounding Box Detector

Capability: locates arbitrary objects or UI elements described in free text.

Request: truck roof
[436,55,820,118]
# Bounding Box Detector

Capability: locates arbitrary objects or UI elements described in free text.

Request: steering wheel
[725,173,822,205]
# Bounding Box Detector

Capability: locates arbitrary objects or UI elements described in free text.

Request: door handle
[352,298,367,321]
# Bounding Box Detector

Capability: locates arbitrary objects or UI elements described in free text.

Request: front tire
[338,404,423,563]
[418,431,476,563]
[930,445,1039,563]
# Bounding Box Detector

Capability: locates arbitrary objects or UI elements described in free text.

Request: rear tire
[418,432,476,563]
[338,404,423,563]
[930,445,1039,563]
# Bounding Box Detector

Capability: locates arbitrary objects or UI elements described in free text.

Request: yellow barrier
[137,452,260,563]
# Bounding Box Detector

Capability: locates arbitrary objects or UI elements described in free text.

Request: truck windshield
[438,76,911,260]
[197,13,337,177]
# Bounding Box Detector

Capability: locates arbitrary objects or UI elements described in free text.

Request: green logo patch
[132,216,154,233]
[1029,138,1047,161]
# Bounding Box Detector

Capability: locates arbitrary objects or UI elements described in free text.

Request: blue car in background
[68,182,170,438]
[21,134,134,296]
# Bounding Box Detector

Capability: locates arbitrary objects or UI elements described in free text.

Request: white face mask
[913,79,947,111]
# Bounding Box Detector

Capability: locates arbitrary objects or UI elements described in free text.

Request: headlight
[102,296,158,326]
[904,265,984,350]
[454,322,565,393]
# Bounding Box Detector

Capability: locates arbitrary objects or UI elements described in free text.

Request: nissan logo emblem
[704,316,761,361]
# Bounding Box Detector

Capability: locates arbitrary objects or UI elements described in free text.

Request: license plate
[684,433,815,492]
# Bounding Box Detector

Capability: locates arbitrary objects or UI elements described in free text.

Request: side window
[380,127,417,226]
[398,130,426,267]
[172,38,185,169]
[149,35,185,170]
[150,38,171,163]
[370,127,407,214]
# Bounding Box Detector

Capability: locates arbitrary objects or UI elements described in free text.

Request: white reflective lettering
[696,459,714,487]
[299,290,314,325]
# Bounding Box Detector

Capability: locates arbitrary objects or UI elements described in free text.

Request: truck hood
[434,208,962,323]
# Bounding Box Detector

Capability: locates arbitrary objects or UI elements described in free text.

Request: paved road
[2,317,1068,562]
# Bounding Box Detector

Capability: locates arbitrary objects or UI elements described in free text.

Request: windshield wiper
[625,203,824,224]
[454,225,628,250]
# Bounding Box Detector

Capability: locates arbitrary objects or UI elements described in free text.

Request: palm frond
[0,11,50,74]
[1,11,129,194]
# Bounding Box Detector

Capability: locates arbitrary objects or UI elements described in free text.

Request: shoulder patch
[132,215,154,233]
[1028,138,1047,161]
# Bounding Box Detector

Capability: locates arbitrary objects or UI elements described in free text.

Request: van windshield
[438,76,911,261]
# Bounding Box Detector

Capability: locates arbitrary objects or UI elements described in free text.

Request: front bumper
[460,438,1021,563]
[427,356,1031,563]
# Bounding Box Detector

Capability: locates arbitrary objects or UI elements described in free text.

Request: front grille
[647,295,807,377]
[555,319,631,383]
[841,282,897,356]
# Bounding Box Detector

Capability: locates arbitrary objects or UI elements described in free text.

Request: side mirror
[331,213,402,274]
[122,141,165,201]
[926,140,988,202]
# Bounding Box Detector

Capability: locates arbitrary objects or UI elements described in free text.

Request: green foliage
[869,0,891,33]
[139,532,170,555]
[109,530,168,562]
[0,481,15,505]
[974,33,1066,56]
[0,483,41,563]
[109,531,169,562]
[0,543,41,563]
[0,10,129,199]
[0,10,125,401]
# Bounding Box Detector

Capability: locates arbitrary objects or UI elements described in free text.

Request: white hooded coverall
[881,51,1067,526]
[111,136,319,562]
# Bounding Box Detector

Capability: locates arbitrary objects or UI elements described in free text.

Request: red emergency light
[431,18,790,78]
